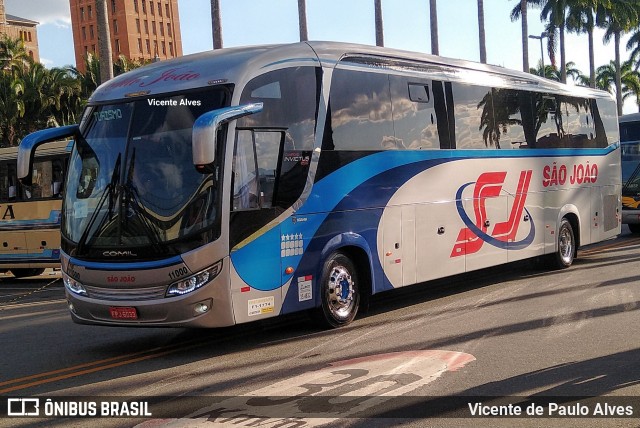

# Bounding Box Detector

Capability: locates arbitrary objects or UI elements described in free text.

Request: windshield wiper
[122,149,166,254]
[76,154,122,255]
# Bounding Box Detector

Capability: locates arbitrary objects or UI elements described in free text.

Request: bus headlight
[166,261,222,297]
[63,272,88,296]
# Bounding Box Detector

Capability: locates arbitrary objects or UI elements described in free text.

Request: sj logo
[451,170,535,257]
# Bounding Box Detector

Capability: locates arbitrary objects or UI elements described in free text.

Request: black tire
[552,218,576,269]
[10,268,45,278]
[315,253,360,329]
[629,223,640,234]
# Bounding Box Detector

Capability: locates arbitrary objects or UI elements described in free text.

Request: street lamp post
[528,31,548,76]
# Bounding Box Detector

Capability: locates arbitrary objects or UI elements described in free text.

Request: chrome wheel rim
[559,225,573,265]
[327,265,355,319]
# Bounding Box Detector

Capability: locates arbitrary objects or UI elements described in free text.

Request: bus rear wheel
[10,268,45,278]
[552,218,576,269]
[316,253,360,328]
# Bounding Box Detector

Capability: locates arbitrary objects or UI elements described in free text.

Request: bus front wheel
[316,253,360,328]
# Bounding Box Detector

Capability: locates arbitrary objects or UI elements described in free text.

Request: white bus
[0,140,69,277]
[18,42,620,328]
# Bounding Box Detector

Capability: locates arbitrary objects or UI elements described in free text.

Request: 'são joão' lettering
[542,161,598,187]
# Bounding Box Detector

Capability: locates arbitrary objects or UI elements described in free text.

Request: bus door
[230,129,314,318]
[230,130,282,322]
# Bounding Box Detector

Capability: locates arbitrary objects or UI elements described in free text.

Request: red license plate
[109,306,138,320]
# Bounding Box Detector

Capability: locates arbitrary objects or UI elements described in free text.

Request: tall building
[69,0,183,73]
[0,0,40,63]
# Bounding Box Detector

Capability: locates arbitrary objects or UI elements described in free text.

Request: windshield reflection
[63,88,230,258]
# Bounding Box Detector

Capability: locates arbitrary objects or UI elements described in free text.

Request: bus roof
[0,140,70,162]
[620,113,640,123]
[90,41,612,104]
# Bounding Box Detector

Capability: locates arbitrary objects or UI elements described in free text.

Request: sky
[4,0,637,113]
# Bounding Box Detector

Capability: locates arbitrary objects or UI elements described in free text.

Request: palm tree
[96,0,113,84]
[113,55,148,75]
[0,73,25,146]
[597,0,640,115]
[67,53,100,99]
[374,0,384,47]
[623,69,640,111]
[565,0,601,88]
[594,61,617,91]
[0,35,32,74]
[211,0,223,49]
[298,0,308,42]
[477,0,487,63]
[47,67,82,126]
[530,62,559,79]
[595,60,640,100]
[0,36,85,146]
[429,0,439,55]
[510,0,530,73]
[529,60,583,82]
[17,62,52,135]
[539,0,569,83]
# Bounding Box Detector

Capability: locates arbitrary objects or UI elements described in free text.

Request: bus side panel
[278,208,386,314]
[24,229,60,257]
[507,189,545,263]
[0,231,27,260]
[462,193,509,272]
[380,206,403,287]
[591,184,622,243]
[229,224,283,324]
[0,200,62,267]
[415,201,465,283]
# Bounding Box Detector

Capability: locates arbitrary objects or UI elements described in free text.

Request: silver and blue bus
[18,42,620,328]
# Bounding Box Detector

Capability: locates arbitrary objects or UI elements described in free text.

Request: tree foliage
[0,37,147,147]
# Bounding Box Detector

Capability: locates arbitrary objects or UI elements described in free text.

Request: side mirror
[192,103,263,171]
[18,125,79,186]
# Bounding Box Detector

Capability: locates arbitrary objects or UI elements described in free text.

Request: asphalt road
[3,229,640,427]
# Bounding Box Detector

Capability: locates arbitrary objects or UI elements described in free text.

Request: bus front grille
[84,285,167,300]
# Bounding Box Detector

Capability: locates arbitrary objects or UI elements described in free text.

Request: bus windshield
[621,121,640,143]
[63,88,230,258]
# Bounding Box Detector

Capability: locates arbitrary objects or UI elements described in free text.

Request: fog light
[193,299,212,315]
[68,302,76,313]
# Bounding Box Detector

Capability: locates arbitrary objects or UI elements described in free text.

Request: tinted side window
[554,97,575,147]
[0,161,17,202]
[533,94,561,148]
[452,83,495,149]
[594,97,616,147]
[239,66,318,151]
[231,67,320,247]
[390,76,448,149]
[490,89,537,149]
[0,155,67,202]
[532,94,607,149]
[324,68,394,151]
